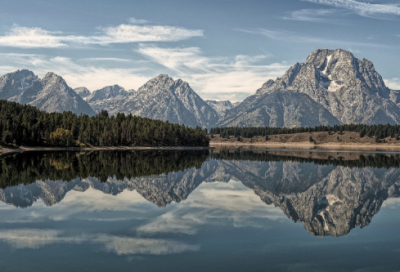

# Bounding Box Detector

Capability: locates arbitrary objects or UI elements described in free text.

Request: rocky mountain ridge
[114,74,219,128]
[2,48,399,128]
[0,70,95,116]
[220,49,400,127]
[206,100,236,118]
[84,85,132,114]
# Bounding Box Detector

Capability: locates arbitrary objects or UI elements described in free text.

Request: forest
[210,124,400,142]
[0,100,209,147]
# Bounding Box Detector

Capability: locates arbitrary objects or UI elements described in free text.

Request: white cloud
[93,24,203,44]
[0,26,69,48]
[137,45,288,101]
[282,9,339,22]
[0,23,203,48]
[385,78,400,90]
[302,0,400,17]
[238,28,388,49]
[80,58,131,62]
[128,17,149,24]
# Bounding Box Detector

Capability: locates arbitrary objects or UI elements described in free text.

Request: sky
[0,0,399,101]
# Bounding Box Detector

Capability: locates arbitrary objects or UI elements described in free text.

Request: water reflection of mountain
[1,150,400,237]
[0,151,212,207]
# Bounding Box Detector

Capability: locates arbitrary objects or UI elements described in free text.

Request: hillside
[209,131,400,150]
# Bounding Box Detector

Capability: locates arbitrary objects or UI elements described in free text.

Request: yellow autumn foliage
[49,128,75,147]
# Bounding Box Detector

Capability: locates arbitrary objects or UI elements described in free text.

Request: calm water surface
[1,149,400,271]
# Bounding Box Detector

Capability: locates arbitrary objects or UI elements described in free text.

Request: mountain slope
[206,100,235,118]
[217,90,340,127]
[0,70,95,116]
[257,49,400,125]
[74,87,91,98]
[219,49,400,127]
[85,85,132,114]
[118,74,219,128]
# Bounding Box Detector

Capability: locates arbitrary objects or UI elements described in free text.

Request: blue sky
[0,0,399,101]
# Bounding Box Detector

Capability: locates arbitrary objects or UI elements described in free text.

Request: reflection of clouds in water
[0,229,199,255]
[96,235,199,255]
[0,229,84,249]
[138,181,285,235]
[382,198,400,209]
[0,204,14,211]
[0,187,154,223]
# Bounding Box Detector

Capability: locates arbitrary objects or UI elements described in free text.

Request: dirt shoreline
[210,141,400,151]
[0,146,212,156]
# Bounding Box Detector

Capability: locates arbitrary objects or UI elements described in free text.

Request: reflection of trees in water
[210,149,400,169]
[0,150,209,189]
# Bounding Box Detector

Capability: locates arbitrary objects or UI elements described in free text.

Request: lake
[1,149,400,271]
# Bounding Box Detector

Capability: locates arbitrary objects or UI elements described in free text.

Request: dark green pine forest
[0,100,209,147]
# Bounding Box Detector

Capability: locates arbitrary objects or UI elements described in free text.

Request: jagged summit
[74,87,91,98]
[221,48,400,127]
[0,69,95,116]
[206,100,235,118]
[86,85,128,102]
[84,84,132,114]
[306,48,389,96]
[0,69,38,100]
[118,74,219,128]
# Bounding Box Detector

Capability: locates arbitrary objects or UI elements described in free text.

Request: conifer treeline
[210,124,400,141]
[0,100,209,147]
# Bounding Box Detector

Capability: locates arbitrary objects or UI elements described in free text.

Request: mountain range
[1,48,399,128]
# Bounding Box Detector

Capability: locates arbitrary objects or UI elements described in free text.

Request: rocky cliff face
[206,100,236,119]
[0,70,95,116]
[117,74,219,128]
[84,85,132,114]
[238,49,400,126]
[74,87,91,98]
[0,69,38,100]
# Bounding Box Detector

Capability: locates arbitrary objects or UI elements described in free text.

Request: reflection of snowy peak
[216,159,400,237]
[0,162,219,208]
